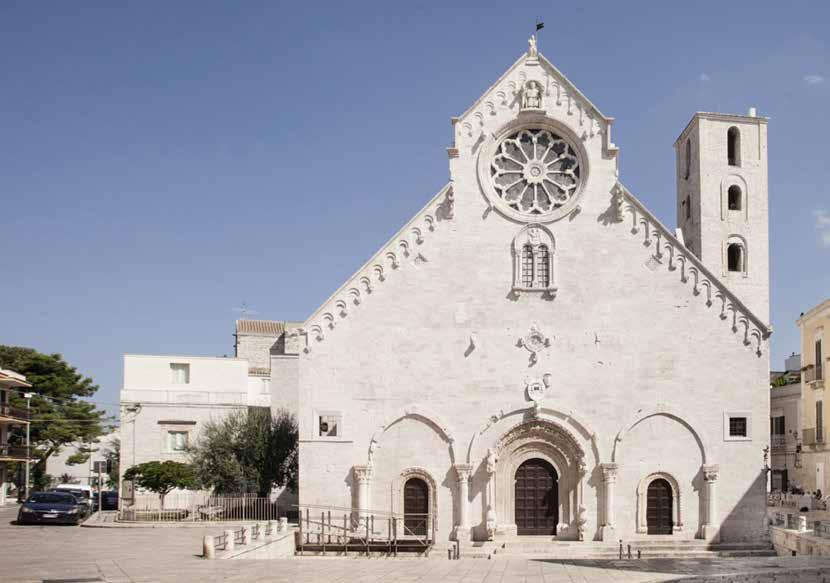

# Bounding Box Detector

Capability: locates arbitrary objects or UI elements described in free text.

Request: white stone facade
[292,46,772,544]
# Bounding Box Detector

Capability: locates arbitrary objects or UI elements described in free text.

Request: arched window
[684,138,691,180]
[512,225,556,294]
[536,245,550,288]
[728,185,742,211]
[727,243,744,272]
[727,127,741,167]
[521,245,534,287]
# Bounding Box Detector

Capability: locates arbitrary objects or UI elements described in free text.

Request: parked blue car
[17,491,82,525]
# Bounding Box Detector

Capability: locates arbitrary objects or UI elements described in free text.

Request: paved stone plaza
[3,508,830,582]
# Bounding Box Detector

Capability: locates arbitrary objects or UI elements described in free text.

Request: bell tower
[674,110,770,323]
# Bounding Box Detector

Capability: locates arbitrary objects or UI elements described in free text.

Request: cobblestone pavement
[3,506,830,582]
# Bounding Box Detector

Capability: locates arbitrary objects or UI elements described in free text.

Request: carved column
[576,459,588,541]
[600,463,618,541]
[700,464,720,541]
[484,450,498,540]
[353,465,372,527]
[453,463,473,541]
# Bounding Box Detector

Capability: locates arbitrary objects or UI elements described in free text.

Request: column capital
[702,464,719,482]
[600,463,619,483]
[453,463,473,482]
[353,465,373,484]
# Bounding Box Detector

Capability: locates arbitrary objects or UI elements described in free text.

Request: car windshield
[29,493,75,504]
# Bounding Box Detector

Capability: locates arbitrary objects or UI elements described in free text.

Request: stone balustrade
[203,517,290,560]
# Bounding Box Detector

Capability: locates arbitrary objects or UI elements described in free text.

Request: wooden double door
[403,477,429,536]
[646,478,673,535]
[514,458,559,535]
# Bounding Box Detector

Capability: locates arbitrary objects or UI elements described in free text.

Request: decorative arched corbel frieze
[301,183,452,351]
[612,182,770,356]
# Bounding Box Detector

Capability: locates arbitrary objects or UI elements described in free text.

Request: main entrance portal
[514,458,558,535]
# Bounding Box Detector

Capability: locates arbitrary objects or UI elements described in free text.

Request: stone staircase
[459,537,776,560]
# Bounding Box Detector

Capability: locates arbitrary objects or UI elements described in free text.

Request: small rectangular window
[167,430,188,451]
[170,363,190,385]
[319,414,340,437]
[729,416,748,437]
[770,416,785,435]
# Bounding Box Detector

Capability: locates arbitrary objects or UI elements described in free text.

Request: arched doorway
[646,478,673,534]
[514,458,558,535]
[403,477,429,536]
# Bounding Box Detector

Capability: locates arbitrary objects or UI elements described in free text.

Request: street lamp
[23,392,32,499]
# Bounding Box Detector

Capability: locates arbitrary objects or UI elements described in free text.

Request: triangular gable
[456,50,611,124]
[612,181,772,353]
[298,183,454,348]
[453,50,618,159]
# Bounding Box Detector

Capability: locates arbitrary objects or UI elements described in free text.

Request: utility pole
[23,392,32,499]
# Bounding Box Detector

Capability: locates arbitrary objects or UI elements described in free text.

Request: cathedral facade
[281,43,771,544]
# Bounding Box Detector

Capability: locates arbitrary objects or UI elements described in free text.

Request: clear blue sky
[2,1,828,419]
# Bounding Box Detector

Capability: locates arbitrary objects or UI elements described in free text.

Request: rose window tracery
[490,129,581,217]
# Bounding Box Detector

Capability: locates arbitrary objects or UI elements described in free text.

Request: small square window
[167,430,188,451]
[729,417,747,437]
[724,412,752,441]
[170,363,190,384]
[319,414,339,437]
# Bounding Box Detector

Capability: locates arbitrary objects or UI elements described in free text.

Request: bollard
[241,526,250,545]
[224,529,235,552]
[203,535,216,559]
[637,549,641,559]
[279,517,288,533]
[266,520,275,538]
[627,544,631,559]
[448,547,452,560]
[799,515,808,533]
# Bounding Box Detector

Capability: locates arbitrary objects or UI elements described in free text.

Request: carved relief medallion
[518,324,551,365]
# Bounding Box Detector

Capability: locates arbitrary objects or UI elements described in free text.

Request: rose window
[490,129,581,216]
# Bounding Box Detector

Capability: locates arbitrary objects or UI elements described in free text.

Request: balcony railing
[0,403,29,422]
[0,444,29,460]
[804,428,818,446]
[804,364,824,383]
[771,435,787,449]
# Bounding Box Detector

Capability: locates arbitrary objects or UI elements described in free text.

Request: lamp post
[23,392,32,499]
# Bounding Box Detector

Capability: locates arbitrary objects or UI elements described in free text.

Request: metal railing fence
[118,493,281,523]
[295,503,434,556]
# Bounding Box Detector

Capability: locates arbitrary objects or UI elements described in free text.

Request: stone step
[460,539,777,560]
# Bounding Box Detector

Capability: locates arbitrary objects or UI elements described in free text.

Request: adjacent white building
[119,320,295,505]
[770,354,802,492]
[46,432,118,488]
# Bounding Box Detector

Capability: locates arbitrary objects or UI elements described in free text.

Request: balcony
[803,427,822,446]
[0,403,29,424]
[805,364,824,384]
[771,435,787,449]
[0,444,30,461]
